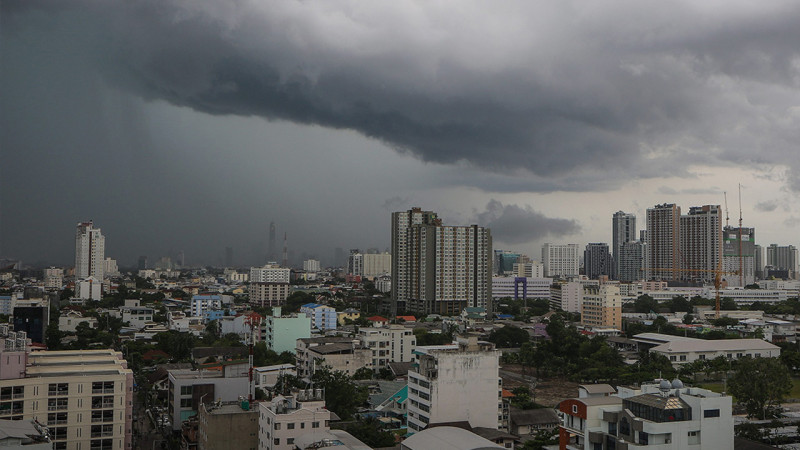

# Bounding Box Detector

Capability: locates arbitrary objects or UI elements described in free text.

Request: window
[274,423,281,430]
[48,398,68,411]
[703,409,720,418]
[49,383,69,396]
[669,356,676,361]
[572,405,578,414]
[638,431,649,445]
[312,421,320,428]
[48,412,68,425]
[51,427,68,440]
[608,422,617,436]
[180,398,192,408]
[699,354,706,360]
[287,438,295,445]
[273,438,280,445]
[679,355,687,361]
[287,423,294,429]
[180,386,193,396]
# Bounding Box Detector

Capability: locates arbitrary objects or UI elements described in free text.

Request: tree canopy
[728,357,792,419]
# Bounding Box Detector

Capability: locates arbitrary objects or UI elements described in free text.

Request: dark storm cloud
[474,200,580,245]
[755,201,779,212]
[6,0,800,192]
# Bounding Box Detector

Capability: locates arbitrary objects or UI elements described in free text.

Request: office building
[407,337,502,432]
[550,279,598,313]
[766,244,799,280]
[580,284,622,330]
[0,346,133,450]
[494,250,521,276]
[75,221,105,280]
[584,243,611,280]
[541,244,580,278]
[191,295,223,318]
[646,204,681,281]
[754,244,764,279]
[12,305,48,345]
[612,211,637,280]
[492,277,551,301]
[559,380,733,449]
[679,205,722,282]
[722,226,756,287]
[391,208,439,314]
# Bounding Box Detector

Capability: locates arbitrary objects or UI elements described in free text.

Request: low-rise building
[167,363,249,431]
[357,325,416,368]
[197,401,258,450]
[407,337,502,432]
[295,337,370,380]
[263,307,310,354]
[58,310,99,333]
[559,380,733,449]
[258,389,333,450]
[300,303,337,331]
[581,285,622,330]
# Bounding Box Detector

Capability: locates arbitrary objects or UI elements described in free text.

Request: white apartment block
[347,251,364,276]
[102,258,119,278]
[560,380,733,449]
[550,279,598,313]
[357,325,416,368]
[249,265,291,283]
[0,348,133,450]
[258,390,331,450]
[375,275,391,294]
[167,364,249,431]
[302,259,320,273]
[363,253,391,278]
[407,338,502,432]
[75,277,102,301]
[295,337,370,380]
[541,244,580,278]
[75,221,105,280]
[58,311,99,333]
[680,205,722,282]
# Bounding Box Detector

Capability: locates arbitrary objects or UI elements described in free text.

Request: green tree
[353,367,374,380]
[720,297,738,311]
[311,367,368,420]
[634,295,658,313]
[344,417,396,448]
[487,325,530,348]
[729,357,792,419]
[682,314,694,325]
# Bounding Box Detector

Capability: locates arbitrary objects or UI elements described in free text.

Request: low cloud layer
[474,200,580,245]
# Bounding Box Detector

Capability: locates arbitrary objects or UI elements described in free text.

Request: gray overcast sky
[3,0,800,268]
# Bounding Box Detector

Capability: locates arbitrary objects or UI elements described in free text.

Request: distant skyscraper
[75,221,105,279]
[754,244,764,279]
[494,250,521,275]
[679,205,722,282]
[268,221,277,263]
[584,243,611,279]
[611,211,636,280]
[347,249,363,276]
[391,208,439,314]
[646,204,681,281]
[541,243,580,278]
[722,226,755,287]
[618,241,645,282]
[137,255,148,270]
[766,244,799,279]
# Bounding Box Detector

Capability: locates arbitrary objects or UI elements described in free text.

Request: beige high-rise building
[680,205,722,282]
[0,346,133,450]
[362,252,391,279]
[581,284,622,330]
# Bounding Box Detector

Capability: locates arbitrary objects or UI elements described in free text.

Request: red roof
[396,315,416,322]
[501,389,515,398]
[368,316,388,322]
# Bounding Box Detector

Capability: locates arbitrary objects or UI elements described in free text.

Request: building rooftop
[402,426,503,450]
[580,384,616,395]
[627,393,690,411]
[651,338,779,353]
[203,402,258,416]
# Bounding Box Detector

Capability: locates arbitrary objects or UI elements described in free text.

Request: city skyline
[5,2,800,268]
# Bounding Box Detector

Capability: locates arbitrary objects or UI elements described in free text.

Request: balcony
[92,388,115,394]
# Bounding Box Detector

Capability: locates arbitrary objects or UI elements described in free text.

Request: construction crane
[244,312,263,403]
[651,263,738,318]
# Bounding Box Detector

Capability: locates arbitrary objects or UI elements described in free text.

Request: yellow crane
[650,263,738,318]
